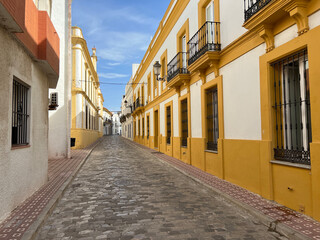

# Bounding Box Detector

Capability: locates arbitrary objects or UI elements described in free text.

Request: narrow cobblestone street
[36,136,283,240]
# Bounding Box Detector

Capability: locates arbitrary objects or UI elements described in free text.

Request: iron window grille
[147,116,150,139]
[167,52,189,82]
[138,120,141,136]
[12,79,29,146]
[188,21,221,66]
[166,106,171,144]
[244,0,272,22]
[206,87,219,151]
[181,99,188,147]
[271,49,311,165]
[142,118,145,138]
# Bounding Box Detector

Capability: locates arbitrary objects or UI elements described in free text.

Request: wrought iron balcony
[133,98,144,112]
[244,0,272,22]
[120,115,126,123]
[188,21,221,66]
[167,52,189,83]
[124,105,132,117]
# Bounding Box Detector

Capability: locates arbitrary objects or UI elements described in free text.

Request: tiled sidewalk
[0,139,101,240]
[129,139,320,240]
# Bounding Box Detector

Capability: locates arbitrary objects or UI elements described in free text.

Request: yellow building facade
[71,27,104,149]
[125,0,320,221]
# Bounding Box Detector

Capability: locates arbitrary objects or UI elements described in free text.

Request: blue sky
[72,0,171,112]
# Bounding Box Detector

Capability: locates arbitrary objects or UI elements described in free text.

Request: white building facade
[121,64,139,140]
[0,0,62,221]
[112,112,122,135]
[48,0,72,159]
[103,108,113,136]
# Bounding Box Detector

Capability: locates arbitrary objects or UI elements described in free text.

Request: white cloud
[99,73,129,79]
[97,31,151,63]
[107,62,121,66]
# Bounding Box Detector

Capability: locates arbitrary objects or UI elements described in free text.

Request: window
[206,87,219,151]
[12,79,29,146]
[166,106,171,144]
[147,116,150,139]
[181,99,188,147]
[271,49,311,165]
[142,118,145,138]
[138,119,140,136]
[85,106,88,129]
[206,1,214,22]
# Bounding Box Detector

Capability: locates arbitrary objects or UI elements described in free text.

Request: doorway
[154,110,159,148]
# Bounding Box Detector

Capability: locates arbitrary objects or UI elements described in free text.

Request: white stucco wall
[274,24,297,48]
[48,0,71,159]
[190,80,202,138]
[0,26,50,222]
[309,10,320,30]
[220,0,247,49]
[221,43,265,140]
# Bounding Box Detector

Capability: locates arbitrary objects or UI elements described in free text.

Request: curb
[124,138,311,240]
[22,139,102,240]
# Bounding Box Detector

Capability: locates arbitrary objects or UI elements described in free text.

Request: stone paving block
[35,136,286,240]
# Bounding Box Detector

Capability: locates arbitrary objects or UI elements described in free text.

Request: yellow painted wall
[173,137,181,160]
[311,143,320,220]
[191,138,205,170]
[71,128,102,149]
[205,138,224,179]
[223,139,261,194]
[272,164,312,215]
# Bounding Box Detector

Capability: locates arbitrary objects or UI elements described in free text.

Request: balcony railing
[124,106,132,116]
[188,21,221,66]
[167,52,189,82]
[244,0,272,21]
[120,115,126,123]
[133,98,144,112]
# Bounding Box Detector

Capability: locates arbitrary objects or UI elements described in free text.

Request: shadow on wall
[48,103,68,159]
[70,111,102,149]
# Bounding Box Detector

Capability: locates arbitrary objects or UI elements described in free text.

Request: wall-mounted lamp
[153,61,166,81]
[124,100,132,109]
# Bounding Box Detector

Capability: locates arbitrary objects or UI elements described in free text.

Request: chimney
[91,47,97,71]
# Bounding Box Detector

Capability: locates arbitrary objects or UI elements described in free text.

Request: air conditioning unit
[49,92,59,110]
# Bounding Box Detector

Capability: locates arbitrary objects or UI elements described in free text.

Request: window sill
[181,146,188,148]
[205,150,218,154]
[11,145,31,150]
[270,160,311,170]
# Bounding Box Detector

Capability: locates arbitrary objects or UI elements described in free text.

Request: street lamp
[153,61,166,81]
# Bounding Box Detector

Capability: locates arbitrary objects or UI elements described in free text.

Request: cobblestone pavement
[36,136,285,240]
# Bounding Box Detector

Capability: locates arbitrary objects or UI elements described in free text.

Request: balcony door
[206,1,214,44]
[154,110,159,148]
[182,35,187,69]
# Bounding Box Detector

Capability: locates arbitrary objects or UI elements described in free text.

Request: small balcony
[166,52,190,89]
[0,0,60,87]
[188,21,221,67]
[133,98,144,115]
[124,106,132,117]
[120,115,126,123]
[244,0,272,22]
[167,52,189,82]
